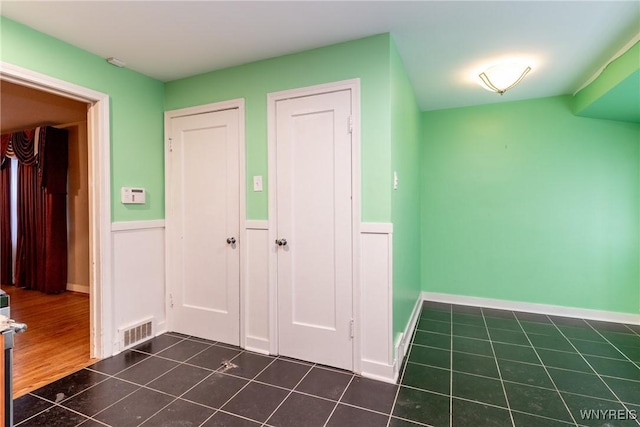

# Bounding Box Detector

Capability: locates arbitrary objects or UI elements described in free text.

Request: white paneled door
[275,89,354,370]
[168,108,240,345]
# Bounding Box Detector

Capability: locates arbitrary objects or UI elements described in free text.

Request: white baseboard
[393,295,422,381]
[67,283,89,294]
[156,321,167,336]
[422,292,640,325]
[360,360,396,384]
[245,336,270,355]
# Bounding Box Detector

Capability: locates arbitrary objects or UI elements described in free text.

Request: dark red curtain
[40,127,69,293]
[15,162,45,288]
[0,136,12,285]
[5,127,68,293]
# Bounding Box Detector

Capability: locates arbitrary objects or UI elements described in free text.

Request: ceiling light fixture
[106,57,126,68]
[478,63,531,95]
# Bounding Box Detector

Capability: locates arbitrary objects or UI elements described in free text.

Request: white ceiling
[1,1,639,111]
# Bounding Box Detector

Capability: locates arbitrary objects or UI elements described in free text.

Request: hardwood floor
[2,286,97,398]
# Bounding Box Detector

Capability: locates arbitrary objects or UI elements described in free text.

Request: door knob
[226,237,236,244]
[275,238,287,246]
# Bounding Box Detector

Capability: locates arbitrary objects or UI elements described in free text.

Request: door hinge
[348,116,353,134]
[169,138,173,152]
[169,293,174,308]
[350,319,355,339]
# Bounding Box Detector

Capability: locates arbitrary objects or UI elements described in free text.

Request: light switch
[393,171,398,190]
[253,176,263,192]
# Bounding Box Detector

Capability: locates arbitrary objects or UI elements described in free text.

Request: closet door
[274,89,354,370]
[167,108,240,345]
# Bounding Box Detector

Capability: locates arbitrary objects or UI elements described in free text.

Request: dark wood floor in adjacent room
[3,286,97,398]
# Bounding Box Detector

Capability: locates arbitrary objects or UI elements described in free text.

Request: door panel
[169,109,240,345]
[276,90,353,370]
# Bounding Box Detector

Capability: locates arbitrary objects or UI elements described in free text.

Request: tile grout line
[415,323,637,359]
[581,320,640,369]
[320,374,356,427]
[17,367,125,427]
[191,350,282,427]
[480,308,516,427]
[410,341,640,369]
[385,304,425,427]
[172,354,248,427]
[402,359,636,406]
[449,307,453,427]
[548,318,640,427]
[514,314,579,426]
[84,338,220,427]
[623,324,640,337]
[261,361,319,427]
[94,344,260,427]
[399,380,579,424]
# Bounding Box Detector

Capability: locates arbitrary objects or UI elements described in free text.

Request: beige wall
[61,122,90,291]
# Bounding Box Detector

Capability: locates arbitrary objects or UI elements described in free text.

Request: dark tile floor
[13,301,640,426]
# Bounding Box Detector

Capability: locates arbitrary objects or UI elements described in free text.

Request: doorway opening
[1,61,113,396]
[0,80,93,396]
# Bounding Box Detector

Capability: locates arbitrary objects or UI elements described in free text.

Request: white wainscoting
[243,220,270,354]
[359,223,395,383]
[111,220,166,353]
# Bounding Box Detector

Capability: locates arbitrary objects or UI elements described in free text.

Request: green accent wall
[574,41,640,123]
[165,34,392,221]
[0,17,165,222]
[422,96,640,314]
[390,39,422,339]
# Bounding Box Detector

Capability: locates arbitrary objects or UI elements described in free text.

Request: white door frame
[164,99,246,343]
[1,61,112,359]
[267,79,362,373]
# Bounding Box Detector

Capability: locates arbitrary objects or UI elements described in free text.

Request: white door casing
[270,82,361,371]
[1,61,111,359]
[166,102,244,345]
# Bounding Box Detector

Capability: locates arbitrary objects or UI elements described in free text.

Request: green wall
[421,96,640,314]
[574,41,640,123]
[390,39,422,339]
[0,17,165,222]
[165,34,392,222]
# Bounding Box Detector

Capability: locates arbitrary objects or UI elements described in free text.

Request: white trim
[245,337,270,355]
[361,222,394,234]
[1,61,112,360]
[0,62,107,102]
[164,99,246,347]
[359,226,394,382]
[360,360,396,384]
[267,79,362,368]
[111,220,166,232]
[393,295,422,381]
[67,283,90,294]
[574,33,640,95]
[163,100,243,119]
[268,91,278,356]
[245,220,268,230]
[423,292,640,325]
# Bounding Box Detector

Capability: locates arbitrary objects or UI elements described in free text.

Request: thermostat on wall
[121,187,146,204]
